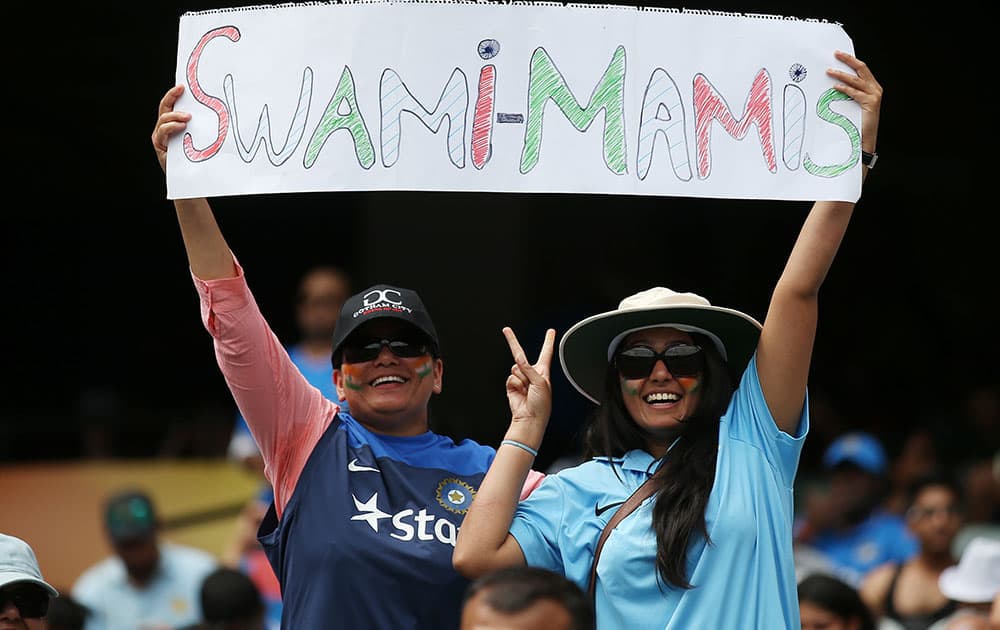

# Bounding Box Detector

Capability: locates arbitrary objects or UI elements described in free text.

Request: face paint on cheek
[416,359,433,380]
[619,375,641,397]
[677,376,701,393]
[342,365,363,391]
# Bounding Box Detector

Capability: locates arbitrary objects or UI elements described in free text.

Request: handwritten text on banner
[167,3,860,202]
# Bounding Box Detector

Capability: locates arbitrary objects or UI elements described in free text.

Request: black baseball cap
[104,490,158,543]
[331,284,440,365]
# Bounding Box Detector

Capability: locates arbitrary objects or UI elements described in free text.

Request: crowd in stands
[7,256,997,629]
[6,323,996,630]
[6,243,997,628]
[4,11,995,625]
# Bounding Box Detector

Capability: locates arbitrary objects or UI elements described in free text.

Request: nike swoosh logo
[595,500,625,517]
[348,458,380,473]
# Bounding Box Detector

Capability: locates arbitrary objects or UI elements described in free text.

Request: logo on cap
[354,289,413,318]
[364,289,402,307]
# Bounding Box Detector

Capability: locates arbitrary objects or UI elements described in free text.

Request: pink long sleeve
[193,260,339,517]
[520,469,546,499]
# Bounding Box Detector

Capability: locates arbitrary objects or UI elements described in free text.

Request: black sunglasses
[341,336,431,364]
[0,583,50,618]
[614,343,704,379]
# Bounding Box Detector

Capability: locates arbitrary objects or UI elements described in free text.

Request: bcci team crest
[436,478,475,514]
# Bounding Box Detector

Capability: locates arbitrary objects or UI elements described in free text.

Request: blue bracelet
[501,439,539,457]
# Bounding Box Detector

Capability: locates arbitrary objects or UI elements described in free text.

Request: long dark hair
[582,332,734,590]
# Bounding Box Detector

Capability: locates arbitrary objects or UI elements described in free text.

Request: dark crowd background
[3,0,995,479]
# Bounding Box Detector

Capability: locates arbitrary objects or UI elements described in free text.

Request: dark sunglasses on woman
[614,343,704,379]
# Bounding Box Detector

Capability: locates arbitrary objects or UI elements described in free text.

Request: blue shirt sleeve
[724,354,809,489]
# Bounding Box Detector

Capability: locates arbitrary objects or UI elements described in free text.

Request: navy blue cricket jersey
[258,411,496,629]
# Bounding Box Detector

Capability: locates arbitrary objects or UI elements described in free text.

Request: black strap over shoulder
[588,473,660,601]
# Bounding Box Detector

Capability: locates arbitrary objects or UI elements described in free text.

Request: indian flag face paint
[677,376,701,393]
[416,359,434,381]
[341,364,364,391]
[619,375,641,397]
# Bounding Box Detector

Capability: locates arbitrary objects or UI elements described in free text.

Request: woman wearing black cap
[150,99,545,630]
[454,49,882,630]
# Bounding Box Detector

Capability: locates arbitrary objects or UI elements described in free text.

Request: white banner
[167,2,861,202]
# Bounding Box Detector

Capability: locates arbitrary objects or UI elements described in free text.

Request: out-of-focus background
[3,0,996,617]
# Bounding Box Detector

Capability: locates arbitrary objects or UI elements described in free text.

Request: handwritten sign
[167,2,860,202]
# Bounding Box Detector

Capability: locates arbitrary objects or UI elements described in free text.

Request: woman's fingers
[535,329,556,375]
[502,327,528,366]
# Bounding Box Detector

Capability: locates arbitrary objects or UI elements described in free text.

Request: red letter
[183,26,241,162]
[471,64,495,170]
[693,69,776,178]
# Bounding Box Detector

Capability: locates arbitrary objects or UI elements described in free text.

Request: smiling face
[334,319,442,436]
[617,327,703,454]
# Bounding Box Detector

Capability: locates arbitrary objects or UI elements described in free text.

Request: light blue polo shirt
[72,541,218,630]
[510,355,807,630]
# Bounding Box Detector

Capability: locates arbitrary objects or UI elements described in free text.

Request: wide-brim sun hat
[559,287,762,404]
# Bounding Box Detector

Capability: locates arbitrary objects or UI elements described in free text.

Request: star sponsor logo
[348,458,380,473]
[350,492,460,546]
[436,478,475,514]
[350,493,392,531]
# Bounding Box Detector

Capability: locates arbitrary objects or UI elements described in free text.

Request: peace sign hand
[503,327,556,437]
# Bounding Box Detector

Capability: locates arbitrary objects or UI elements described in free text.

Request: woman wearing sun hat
[454,49,883,630]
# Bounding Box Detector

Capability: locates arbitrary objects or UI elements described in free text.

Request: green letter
[803,88,859,178]
[305,66,375,169]
[520,46,627,175]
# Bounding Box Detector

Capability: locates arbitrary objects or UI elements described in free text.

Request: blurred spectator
[0,532,58,630]
[71,489,218,630]
[927,384,999,527]
[860,473,963,630]
[935,384,999,467]
[925,537,1000,630]
[178,567,265,630]
[220,487,280,630]
[954,385,999,529]
[227,264,352,475]
[795,432,918,587]
[885,428,941,517]
[460,566,594,630]
[950,449,1000,559]
[45,594,89,630]
[798,572,877,630]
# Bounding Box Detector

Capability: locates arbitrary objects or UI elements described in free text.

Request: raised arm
[153,84,236,280]
[453,327,556,578]
[152,84,337,514]
[756,51,882,433]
